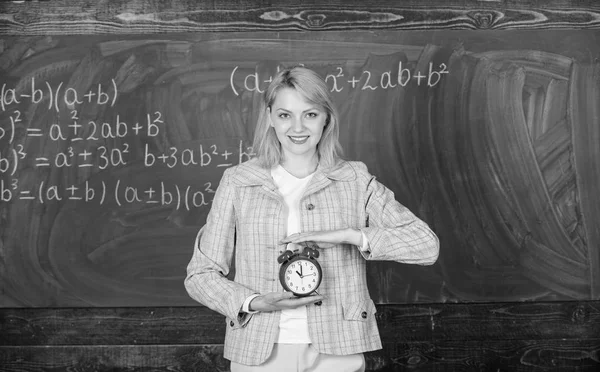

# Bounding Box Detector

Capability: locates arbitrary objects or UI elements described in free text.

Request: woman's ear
[267,107,274,127]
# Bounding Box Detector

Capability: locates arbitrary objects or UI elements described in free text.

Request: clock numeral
[289,281,294,286]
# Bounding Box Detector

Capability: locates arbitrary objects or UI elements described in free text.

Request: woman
[185,66,439,371]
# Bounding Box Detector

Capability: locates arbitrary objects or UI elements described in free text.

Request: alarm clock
[277,245,322,297]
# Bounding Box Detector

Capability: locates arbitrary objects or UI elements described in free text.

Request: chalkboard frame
[1,0,600,35]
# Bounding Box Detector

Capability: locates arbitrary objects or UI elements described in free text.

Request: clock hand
[296,270,302,278]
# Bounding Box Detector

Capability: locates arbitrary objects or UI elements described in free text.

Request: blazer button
[230,321,235,327]
[307,203,315,210]
[361,311,367,319]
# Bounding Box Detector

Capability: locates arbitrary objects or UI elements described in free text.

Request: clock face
[280,257,322,296]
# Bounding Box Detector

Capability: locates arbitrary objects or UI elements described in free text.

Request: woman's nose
[291,117,305,132]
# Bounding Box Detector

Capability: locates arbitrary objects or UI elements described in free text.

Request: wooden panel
[1,0,600,34]
[1,307,226,346]
[0,345,230,372]
[376,301,600,343]
[374,340,600,371]
[2,302,599,345]
[1,340,599,372]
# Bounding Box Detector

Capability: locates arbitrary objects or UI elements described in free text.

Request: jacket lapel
[304,161,357,197]
[229,159,280,199]
[229,158,357,198]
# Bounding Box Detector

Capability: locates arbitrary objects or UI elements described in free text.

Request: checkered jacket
[185,159,439,366]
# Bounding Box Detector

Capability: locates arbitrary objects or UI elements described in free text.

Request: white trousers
[230,343,365,372]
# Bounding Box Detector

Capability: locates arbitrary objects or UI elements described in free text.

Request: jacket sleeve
[359,166,440,265]
[184,168,256,328]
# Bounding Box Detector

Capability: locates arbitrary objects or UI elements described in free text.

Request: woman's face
[269,87,327,162]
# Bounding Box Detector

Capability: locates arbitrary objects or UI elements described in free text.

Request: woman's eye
[306,112,318,118]
[278,113,290,119]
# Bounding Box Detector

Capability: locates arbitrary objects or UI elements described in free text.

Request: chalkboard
[1,30,599,307]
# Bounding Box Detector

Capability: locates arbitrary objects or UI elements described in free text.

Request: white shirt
[272,164,314,343]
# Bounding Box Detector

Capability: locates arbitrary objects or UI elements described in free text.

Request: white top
[272,164,314,343]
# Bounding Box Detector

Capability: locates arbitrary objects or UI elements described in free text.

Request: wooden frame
[0,0,600,35]
[2,301,599,370]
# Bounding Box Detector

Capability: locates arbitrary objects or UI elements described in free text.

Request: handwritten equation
[1,110,253,173]
[1,179,220,211]
[1,78,118,112]
[0,79,255,210]
[229,62,449,96]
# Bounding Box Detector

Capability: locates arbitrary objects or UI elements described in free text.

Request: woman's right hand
[249,292,324,312]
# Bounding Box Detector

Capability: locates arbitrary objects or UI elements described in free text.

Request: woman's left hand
[280,228,362,248]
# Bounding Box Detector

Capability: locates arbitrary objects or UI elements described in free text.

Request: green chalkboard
[1,30,599,307]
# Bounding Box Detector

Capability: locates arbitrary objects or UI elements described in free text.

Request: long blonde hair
[252,66,343,168]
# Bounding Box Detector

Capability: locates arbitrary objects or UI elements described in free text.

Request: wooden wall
[1,1,600,371]
[2,302,600,371]
[1,0,600,33]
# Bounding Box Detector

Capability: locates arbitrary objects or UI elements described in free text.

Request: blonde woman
[185,66,439,371]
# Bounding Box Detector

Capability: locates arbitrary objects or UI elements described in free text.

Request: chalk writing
[229,62,450,96]
[1,78,118,112]
[1,178,220,211]
[144,140,254,169]
[0,79,254,210]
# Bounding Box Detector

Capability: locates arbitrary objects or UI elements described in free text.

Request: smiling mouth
[288,135,309,144]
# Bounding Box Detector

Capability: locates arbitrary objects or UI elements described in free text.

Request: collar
[230,158,356,187]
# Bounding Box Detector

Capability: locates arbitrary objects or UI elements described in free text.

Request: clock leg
[313,290,322,306]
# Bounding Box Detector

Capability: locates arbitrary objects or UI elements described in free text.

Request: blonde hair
[252,66,343,168]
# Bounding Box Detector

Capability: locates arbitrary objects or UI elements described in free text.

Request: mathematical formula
[0,109,162,147]
[1,178,218,211]
[0,109,254,174]
[229,62,449,96]
[1,78,118,112]
[0,78,258,210]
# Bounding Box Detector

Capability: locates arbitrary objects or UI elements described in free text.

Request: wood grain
[0,345,230,372]
[1,340,599,372]
[1,0,600,34]
[1,302,599,371]
[2,302,599,345]
[373,340,600,371]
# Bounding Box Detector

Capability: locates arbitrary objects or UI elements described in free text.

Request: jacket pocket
[342,298,377,321]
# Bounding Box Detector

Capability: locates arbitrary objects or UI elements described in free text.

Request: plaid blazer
[185,159,439,366]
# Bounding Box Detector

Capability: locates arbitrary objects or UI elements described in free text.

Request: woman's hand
[249,292,324,312]
[280,228,363,248]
